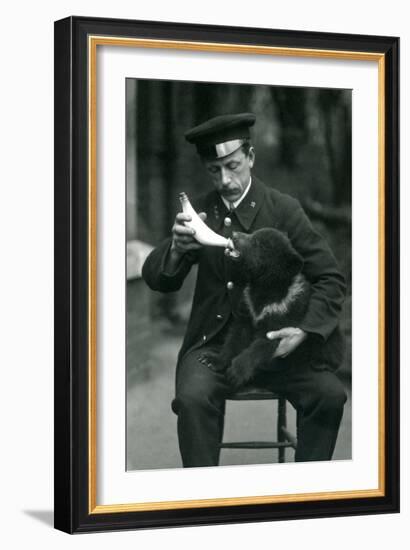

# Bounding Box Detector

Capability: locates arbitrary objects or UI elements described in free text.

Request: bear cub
[205,227,345,389]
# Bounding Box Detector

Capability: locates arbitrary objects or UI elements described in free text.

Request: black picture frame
[54,15,400,534]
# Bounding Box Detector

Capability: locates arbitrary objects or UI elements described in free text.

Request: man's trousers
[171,347,348,467]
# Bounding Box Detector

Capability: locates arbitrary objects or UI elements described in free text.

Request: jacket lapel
[232,176,265,231]
[205,176,266,233]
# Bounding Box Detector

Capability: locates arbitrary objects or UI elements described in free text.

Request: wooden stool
[220,387,297,463]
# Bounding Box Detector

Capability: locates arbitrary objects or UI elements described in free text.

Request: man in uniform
[142,113,347,468]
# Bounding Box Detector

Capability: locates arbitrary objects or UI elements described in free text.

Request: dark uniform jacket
[142,176,346,365]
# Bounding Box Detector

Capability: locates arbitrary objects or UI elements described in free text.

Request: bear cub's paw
[225,355,258,389]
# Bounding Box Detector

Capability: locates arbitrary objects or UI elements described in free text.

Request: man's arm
[282,197,347,341]
[266,198,345,358]
[141,211,207,293]
[141,238,198,293]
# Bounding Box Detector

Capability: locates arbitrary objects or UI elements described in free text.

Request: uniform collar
[221,177,252,210]
[208,176,265,231]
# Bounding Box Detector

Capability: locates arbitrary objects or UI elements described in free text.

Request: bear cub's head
[227,228,303,289]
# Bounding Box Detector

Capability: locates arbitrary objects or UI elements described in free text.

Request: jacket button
[216,314,223,320]
[226,281,234,290]
[224,217,232,227]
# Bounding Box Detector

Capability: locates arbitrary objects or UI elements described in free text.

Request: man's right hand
[170,212,207,256]
[163,212,207,273]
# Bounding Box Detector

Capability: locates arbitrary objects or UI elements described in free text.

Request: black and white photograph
[126,78,352,471]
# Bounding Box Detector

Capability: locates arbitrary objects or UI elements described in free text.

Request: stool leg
[277,398,287,463]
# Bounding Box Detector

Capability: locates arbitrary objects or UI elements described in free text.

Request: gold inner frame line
[88,35,386,514]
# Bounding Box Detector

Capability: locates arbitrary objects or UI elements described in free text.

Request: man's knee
[173,351,227,415]
[173,365,226,413]
[172,386,223,416]
[312,372,347,412]
[176,385,209,408]
[315,375,347,412]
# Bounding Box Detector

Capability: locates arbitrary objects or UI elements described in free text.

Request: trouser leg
[258,366,348,462]
[172,349,230,468]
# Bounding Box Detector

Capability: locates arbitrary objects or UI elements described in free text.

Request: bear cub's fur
[206,228,344,389]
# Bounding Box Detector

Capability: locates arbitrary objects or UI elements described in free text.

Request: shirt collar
[209,176,265,232]
[221,177,252,211]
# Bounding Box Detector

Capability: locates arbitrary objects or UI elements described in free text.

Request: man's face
[203,147,255,203]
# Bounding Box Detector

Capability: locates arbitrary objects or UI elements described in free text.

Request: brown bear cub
[205,227,344,389]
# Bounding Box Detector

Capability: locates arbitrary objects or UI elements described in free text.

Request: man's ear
[248,147,255,169]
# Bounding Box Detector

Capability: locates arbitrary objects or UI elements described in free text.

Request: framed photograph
[54,16,399,533]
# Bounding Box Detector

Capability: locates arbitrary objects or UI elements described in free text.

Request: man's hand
[164,212,207,273]
[266,327,307,358]
[170,212,207,256]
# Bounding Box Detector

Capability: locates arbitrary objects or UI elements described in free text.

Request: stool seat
[227,386,281,401]
[220,385,297,462]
